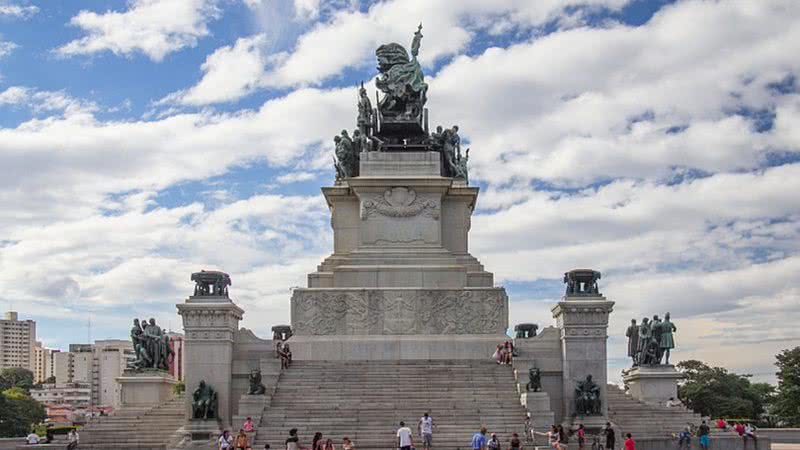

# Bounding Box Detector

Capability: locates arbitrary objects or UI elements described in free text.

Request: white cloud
[160,34,269,106]
[0,3,39,19]
[275,171,317,184]
[169,0,630,105]
[0,40,17,58]
[0,85,352,234]
[56,0,221,61]
[0,86,98,115]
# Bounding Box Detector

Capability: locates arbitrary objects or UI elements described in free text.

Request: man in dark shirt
[698,421,711,450]
[603,423,615,450]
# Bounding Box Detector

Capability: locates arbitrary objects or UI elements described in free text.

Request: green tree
[0,368,35,393]
[677,360,769,420]
[773,347,800,426]
[0,387,46,437]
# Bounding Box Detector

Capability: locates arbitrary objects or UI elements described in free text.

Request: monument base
[566,415,608,433]
[289,334,508,360]
[623,365,685,407]
[117,370,177,409]
[173,419,223,450]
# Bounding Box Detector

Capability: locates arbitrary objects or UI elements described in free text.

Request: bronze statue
[247,369,267,395]
[526,368,542,392]
[192,380,218,420]
[191,270,231,297]
[357,82,372,136]
[375,25,428,121]
[514,323,538,339]
[659,312,677,364]
[651,315,663,363]
[334,130,358,178]
[626,319,639,366]
[563,269,602,296]
[575,375,601,416]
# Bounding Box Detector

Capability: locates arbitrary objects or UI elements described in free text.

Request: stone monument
[177,270,243,429]
[552,269,614,428]
[116,317,177,409]
[623,311,684,406]
[291,25,507,360]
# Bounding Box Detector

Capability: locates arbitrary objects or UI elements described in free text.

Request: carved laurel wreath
[361,187,439,220]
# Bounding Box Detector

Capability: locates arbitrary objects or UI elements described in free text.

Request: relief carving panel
[291,288,508,335]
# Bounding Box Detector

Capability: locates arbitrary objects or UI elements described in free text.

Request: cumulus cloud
[159,34,270,106]
[0,86,98,115]
[55,0,221,61]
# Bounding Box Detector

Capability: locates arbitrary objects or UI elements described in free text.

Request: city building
[0,311,37,372]
[52,340,134,410]
[30,382,92,425]
[33,341,57,383]
[166,332,184,381]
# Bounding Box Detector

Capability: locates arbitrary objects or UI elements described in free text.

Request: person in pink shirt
[243,417,255,432]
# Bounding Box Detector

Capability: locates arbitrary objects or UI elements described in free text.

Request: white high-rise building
[0,311,36,372]
[52,340,134,410]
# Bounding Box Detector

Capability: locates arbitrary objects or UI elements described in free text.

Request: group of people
[217,429,266,450]
[25,428,79,449]
[492,341,515,365]
[285,428,355,450]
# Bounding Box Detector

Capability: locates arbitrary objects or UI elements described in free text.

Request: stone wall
[514,326,565,423]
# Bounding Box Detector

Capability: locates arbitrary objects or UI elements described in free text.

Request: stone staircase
[254,360,528,450]
[606,385,704,439]
[76,394,185,449]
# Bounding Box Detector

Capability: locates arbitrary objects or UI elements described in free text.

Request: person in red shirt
[624,433,636,450]
[716,418,727,430]
[735,422,745,438]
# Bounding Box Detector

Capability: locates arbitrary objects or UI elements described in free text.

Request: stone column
[177,294,243,429]
[552,286,614,427]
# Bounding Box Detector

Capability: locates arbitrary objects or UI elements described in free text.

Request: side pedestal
[623,365,685,407]
[117,370,177,409]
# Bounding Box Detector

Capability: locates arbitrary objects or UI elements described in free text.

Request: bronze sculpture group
[128,318,173,371]
[191,270,231,297]
[626,312,677,366]
[332,24,470,183]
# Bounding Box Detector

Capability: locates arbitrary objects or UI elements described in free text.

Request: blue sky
[1,0,799,383]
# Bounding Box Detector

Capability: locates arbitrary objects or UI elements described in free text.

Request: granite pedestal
[117,370,177,409]
[623,365,685,406]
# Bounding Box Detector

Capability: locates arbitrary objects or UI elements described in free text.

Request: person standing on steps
[509,433,522,450]
[602,422,615,450]
[285,428,301,450]
[697,420,711,450]
[472,427,488,450]
[624,433,635,450]
[312,432,324,450]
[419,412,434,450]
[398,421,414,450]
[488,433,501,450]
[576,423,586,450]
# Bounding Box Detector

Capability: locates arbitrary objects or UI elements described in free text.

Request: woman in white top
[534,425,564,450]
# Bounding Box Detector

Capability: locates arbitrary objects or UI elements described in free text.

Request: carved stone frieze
[361,187,439,221]
[291,288,508,335]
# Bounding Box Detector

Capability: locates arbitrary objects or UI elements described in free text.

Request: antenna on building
[87,317,92,344]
